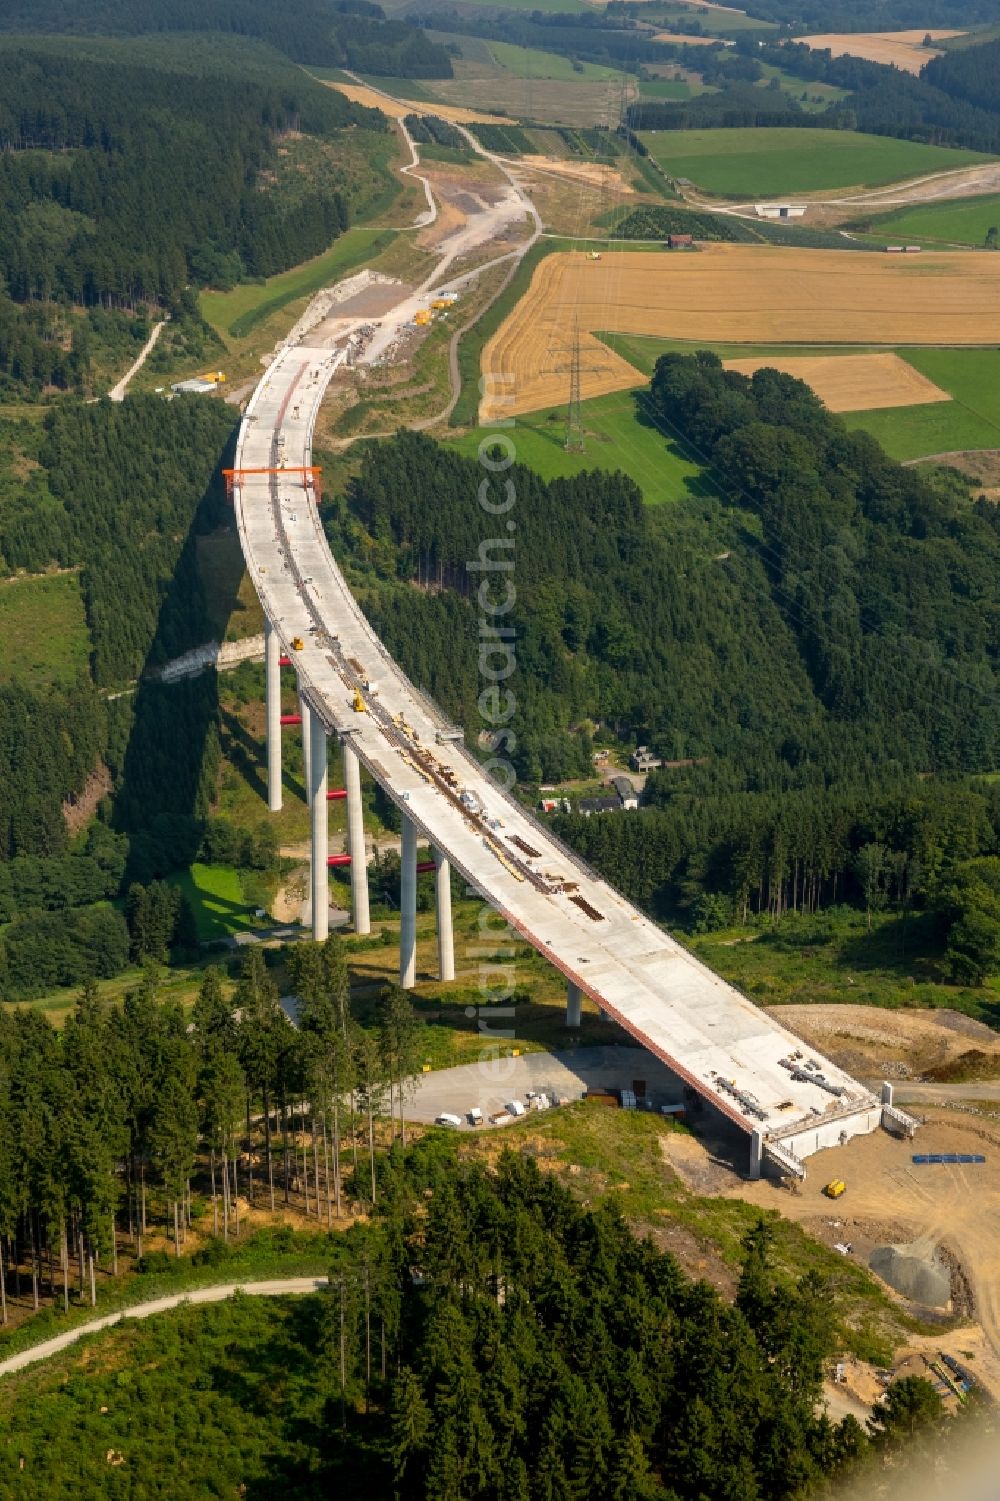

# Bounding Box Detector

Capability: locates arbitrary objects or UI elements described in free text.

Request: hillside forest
[0,32,398,397]
[0,941,962,1497]
[7,334,1000,992]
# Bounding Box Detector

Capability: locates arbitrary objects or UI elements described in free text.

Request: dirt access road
[0,1278,327,1379]
[696,160,1000,224]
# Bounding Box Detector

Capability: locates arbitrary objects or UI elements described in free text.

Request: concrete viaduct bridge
[230,338,910,1179]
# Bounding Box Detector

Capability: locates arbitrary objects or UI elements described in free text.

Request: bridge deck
[233,343,879,1156]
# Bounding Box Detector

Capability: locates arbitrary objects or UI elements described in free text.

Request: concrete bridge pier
[300,687,312,806]
[307,702,329,941]
[566,981,583,1029]
[264,618,282,812]
[434,848,455,982]
[400,813,417,989]
[343,739,370,936]
[750,1128,763,1180]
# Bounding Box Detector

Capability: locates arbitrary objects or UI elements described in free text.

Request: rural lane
[0,1277,327,1379]
[108,319,167,401]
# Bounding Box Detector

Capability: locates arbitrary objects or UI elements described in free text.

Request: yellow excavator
[291,636,304,651]
[352,687,366,712]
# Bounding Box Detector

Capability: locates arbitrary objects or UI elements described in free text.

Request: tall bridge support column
[264,618,282,812]
[566,982,582,1029]
[434,848,454,983]
[400,814,417,990]
[300,687,312,806]
[308,704,329,942]
[343,739,370,936]
[749,1128,763,1181]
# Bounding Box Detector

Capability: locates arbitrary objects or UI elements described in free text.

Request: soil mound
[869,1243,951,1308]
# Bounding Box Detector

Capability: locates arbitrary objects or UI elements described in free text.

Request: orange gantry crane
[222,466,322,502]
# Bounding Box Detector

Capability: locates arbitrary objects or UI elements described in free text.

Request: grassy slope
[199,227,396,338]
[447,387,711,503]
[639,127,990,196]
[845,347,1000,460]
[165,863,264,943]
[692,907,1000,1030]
[0,572,90,686]
[487,40,622,81]
[600,333,1000,461]
[853,193,1000,248]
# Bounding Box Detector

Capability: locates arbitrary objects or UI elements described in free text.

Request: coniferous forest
[0,937,960,1498]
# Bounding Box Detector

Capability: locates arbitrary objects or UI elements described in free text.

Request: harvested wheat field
[480,246,1000,418]
[653,30,720,44]
[323,81,508,125]
[796,30,965,74]
[722,352,950,412]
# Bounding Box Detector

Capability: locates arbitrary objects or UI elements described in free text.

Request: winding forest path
[0,1278,327,1380]
[108,318,167,401]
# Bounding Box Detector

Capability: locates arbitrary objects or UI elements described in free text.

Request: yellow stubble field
[796,30,966,74]
[480,246,1000,418]
[721,352,950,412]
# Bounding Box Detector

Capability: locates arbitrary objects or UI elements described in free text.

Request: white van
[435,1113,462,1129]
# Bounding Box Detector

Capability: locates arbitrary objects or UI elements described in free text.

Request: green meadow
[639,127,990,197]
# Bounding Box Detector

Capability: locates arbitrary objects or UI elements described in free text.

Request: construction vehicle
[201,370,227,384]
[414,309,432,327]
[291,636,304,651]
[823,1179,847,1200]
[431,297,455,311]
[590,251,601,261]
[352,687,366,712]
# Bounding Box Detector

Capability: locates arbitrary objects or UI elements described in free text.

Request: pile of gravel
[869,1243,951,1308]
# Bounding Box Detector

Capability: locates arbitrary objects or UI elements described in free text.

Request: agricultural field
[481,246,1000,417]
[648,0,774,35]
[447,387,710,503]
[852,193,1000,249]
[486,41,622,81]
[843,347,1000,460]
[0,572,90,687]
[639,127,991,197]
[601,332,1000,460]
[721,352,949,413]
[794,29,966,74]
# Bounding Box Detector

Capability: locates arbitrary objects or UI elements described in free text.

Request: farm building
[667,234,694,249]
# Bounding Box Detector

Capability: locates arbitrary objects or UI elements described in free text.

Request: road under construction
[230,105,913,1179]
